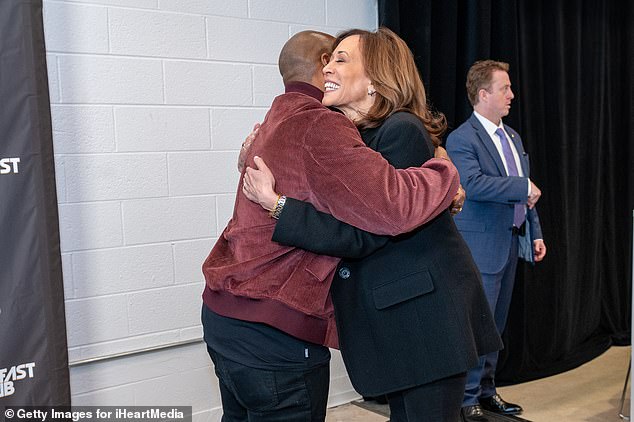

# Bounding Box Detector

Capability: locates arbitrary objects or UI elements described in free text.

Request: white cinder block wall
[42,0,378,418]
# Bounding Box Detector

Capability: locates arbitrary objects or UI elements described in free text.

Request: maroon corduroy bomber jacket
[202,82,459,348]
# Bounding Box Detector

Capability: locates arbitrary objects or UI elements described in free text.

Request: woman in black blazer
[243,28,501,422]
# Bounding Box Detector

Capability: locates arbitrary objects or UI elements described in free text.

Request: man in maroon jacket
[201,30,459,421]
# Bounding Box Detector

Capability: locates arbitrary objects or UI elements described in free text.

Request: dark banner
[0,0,71,405]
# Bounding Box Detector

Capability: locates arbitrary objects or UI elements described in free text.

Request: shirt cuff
[527,178,532,196]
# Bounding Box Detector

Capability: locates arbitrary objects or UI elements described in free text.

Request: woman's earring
[368,86,376,96]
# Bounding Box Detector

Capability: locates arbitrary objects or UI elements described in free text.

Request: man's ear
[478,88,489,103]
[321,53,330,66]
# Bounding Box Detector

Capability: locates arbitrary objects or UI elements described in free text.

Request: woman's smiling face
[322,35,375,122]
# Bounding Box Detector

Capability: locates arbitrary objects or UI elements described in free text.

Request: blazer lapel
[469,114,507,176]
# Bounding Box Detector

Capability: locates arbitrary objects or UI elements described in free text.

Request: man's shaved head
[278,30,334,86]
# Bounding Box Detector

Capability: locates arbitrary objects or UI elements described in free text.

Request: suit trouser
[387,371,467,422]
[463,234,519,406]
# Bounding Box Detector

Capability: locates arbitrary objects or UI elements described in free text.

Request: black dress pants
[387,371,467,422]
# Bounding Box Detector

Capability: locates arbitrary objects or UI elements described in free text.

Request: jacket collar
[468,113,507,176]
[285,82,324,102]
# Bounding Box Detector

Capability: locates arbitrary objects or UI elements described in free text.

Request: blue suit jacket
[446,113,543,274]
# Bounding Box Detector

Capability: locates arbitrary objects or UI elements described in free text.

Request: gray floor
[326,345,631,422]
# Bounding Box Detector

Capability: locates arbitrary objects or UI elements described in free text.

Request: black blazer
[273,112,502,396]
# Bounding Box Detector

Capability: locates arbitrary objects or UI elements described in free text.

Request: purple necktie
[496,128,525,228]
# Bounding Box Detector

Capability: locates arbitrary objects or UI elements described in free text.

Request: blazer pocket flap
[457,220,486,232]
[372,269,434,310]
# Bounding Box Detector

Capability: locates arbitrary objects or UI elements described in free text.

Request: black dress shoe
[461,404,488,421]
[363,395,388,404]
[479,393,523,415]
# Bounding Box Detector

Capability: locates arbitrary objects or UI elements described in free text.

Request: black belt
[512,223,526,236]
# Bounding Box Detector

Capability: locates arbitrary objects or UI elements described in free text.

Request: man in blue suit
[446,60,547,422]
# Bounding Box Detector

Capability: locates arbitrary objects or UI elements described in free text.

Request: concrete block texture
[122,196,216,244]
[109,8,206,59]
[58,201,123,252]
[54,157,67,202]
[253,64,284,106]
[62,0,158,7]
[115,107,211,152]
[158,0,247,18]
[46,54,60,103]
[58,55,163,104]
[206,16,288,64]
[250,0,326,25]
[43,2,109,54]
[61,254,75,299]
[63,153,168,202]
[52,105,116,153]
[127,283,203,335]
[70,342,211,394]
[168,151,240,195]
[65,295,130,346]
[173,238,216,284]
[134,367,218,411]
[68,330,183,366]
[71,386,137,406]
[71,244,175,297]
[215,193,236,232]
[327,0,378,28]
[164,60,252,106]
[211,107,267,150]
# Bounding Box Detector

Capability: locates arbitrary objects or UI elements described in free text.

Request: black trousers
[206,346,330,422]
[387,371,467,422]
